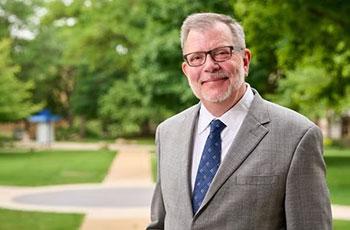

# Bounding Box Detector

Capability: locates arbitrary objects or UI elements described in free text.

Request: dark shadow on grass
[324,155,350,205]
[324,155,350,167]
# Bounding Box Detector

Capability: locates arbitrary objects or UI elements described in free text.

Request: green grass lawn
[325,148,350,229]
[0,149,116,186]
[0,208,83,230]
[151,150,157,182]
[334,220,350,229]
[324,147,350,205]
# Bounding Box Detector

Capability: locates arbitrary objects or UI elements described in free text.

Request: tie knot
[210,119,226,134]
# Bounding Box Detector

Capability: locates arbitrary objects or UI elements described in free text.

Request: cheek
[187,70,201,84]
[227,62,244,78]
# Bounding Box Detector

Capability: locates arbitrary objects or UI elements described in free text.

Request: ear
[243,48,252,76]
[182,62,190,79]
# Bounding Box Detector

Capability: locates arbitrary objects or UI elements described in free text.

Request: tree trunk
[79,116,86,139]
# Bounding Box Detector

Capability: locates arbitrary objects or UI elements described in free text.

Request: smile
[201,77,229,85]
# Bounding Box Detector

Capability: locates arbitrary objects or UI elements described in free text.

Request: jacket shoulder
[264,99,318,131]
[157,104,199,131]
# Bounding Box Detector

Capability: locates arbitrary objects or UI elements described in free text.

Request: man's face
[182,22,251,104]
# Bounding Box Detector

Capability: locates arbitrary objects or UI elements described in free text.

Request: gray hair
[180,13,246,52]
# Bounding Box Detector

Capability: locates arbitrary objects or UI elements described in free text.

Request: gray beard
[188,68,245,104]
[202,83,233,103]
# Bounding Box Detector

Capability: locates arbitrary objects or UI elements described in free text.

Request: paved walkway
[81,143,154,230]
[1,141,350,230]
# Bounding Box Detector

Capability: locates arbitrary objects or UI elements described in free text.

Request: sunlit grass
[0,208,83,230]
[0,149,116,186]
[325,147,350,205]
[333,219,350,229]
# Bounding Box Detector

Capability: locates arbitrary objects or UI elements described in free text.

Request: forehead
[183,22,234,53]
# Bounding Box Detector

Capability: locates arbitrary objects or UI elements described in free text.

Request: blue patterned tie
[192,119,226,214]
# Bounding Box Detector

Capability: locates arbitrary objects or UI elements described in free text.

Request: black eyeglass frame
[183,46,244,67]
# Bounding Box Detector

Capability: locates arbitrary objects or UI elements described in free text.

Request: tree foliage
[99,0,234,135]
[233,0,350,119]
[1,0,348,137]
[0,38,41,121]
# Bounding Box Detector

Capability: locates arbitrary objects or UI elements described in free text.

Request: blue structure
[28,109,61,145]
[29,109,61,123]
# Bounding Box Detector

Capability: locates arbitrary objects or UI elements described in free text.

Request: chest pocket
[236,175,279,185]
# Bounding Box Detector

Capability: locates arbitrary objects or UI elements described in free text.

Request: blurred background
[0,0,349,142]
[0,0,349,229]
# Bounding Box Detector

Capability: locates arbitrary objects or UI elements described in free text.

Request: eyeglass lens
[185,46,233,67]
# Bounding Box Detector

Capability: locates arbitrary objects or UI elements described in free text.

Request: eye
[189,53,205,62]
[212,47,231,61]
[213,49,229,56]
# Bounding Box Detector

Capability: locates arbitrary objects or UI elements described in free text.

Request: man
[147,12,332,230]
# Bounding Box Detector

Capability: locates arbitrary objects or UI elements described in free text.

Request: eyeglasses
[183,46,244,67]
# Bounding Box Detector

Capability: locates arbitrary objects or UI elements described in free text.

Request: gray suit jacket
[147,91,332,230]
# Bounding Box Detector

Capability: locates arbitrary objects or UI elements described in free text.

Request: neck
[202,84,247,117]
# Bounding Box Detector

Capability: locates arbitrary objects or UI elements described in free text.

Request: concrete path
[80,143,154,230]
[0,183,153,214]
[332,205,350,221]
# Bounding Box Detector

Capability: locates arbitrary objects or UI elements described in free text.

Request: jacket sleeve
[285,125,332,229]
[146,127,165,229]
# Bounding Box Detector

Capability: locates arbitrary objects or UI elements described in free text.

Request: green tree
[5,0,348,138]
[99,0,234,136]
[0,38,41,121]
[0,0,39,38]
[32,0,139,136]
[233,0,350,119]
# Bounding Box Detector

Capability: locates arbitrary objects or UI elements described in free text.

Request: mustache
[200,72,229,83]
[210,72,228,79]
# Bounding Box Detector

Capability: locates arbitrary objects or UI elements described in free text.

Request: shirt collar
[197,83,254,134]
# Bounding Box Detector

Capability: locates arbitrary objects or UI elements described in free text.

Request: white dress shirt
[191,84,254,191]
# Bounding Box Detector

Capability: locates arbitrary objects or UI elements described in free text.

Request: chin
[202,86,233,103]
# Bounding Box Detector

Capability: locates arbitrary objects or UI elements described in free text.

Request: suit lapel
[195,92,271,216]
[176,104,200,217]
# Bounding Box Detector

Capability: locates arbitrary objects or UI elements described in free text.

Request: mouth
[201,77,229,85]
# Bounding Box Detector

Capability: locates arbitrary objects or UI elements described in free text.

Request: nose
[204,54,220,72]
